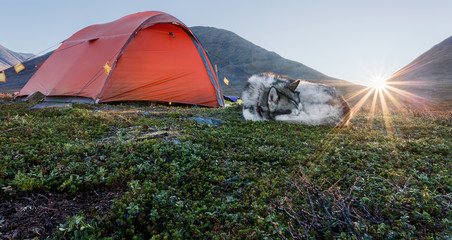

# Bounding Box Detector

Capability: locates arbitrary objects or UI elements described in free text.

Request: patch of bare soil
[0,187,124,239]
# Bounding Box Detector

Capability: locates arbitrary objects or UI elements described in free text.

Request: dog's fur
[241,72,351,126]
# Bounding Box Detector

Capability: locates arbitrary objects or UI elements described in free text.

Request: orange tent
[18,11,223,107]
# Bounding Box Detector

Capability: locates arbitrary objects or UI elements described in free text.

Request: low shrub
[0,101,450,239]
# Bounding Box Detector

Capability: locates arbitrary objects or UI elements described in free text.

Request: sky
[2,0,452,86]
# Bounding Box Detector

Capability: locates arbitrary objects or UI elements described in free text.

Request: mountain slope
[387,35,452,104]
[0,52,52,93]
[1,27,363,99]
[191,26,362,96]
[0,45,34,70]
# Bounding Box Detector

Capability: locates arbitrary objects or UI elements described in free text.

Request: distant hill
[387,35,452,106]
[0,45,34,70]
[1,27,364,99]
[0,52,52,93]
[191,26,363,96]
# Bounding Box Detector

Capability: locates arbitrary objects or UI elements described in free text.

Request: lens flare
[370,76,388,90]
[304,65,436,178]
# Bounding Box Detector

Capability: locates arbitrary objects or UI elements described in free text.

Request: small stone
[26,91,46,104]
[188,117,225,126]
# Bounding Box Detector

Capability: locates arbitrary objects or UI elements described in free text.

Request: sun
[370,76,388,90]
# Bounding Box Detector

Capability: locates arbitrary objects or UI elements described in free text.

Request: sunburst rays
[304,69,436,176]
[347,72,434,128]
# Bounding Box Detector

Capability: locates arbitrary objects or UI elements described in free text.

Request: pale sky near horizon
[2,0,451,86]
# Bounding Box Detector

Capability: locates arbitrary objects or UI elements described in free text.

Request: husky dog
[241,72,351,126]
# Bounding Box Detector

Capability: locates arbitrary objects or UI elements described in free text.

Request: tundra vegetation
[0,93,450,239]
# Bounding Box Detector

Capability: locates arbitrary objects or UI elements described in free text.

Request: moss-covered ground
[0,95,450,239]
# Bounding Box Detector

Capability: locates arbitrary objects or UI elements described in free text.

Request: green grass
[0,96,450,239]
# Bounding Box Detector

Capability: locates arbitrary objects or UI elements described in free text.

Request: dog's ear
[288,79,301,92]
[268,87,279,112]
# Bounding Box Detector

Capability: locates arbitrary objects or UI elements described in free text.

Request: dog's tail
[338,96,352,126]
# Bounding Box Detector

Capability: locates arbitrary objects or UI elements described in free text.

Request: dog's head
[257,80,301,120]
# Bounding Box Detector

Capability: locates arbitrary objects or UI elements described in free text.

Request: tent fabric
[18,11,223,107]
